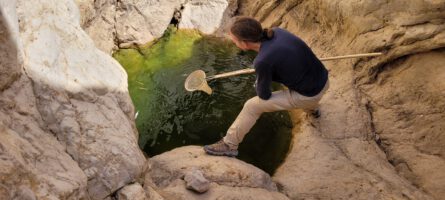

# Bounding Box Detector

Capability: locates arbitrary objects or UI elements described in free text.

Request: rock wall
[0,0,146,199]
[0,0,21,91]
[237,0,445,199]
[2,0,444,199]
[75,0,231,53]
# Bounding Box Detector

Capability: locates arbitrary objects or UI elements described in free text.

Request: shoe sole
[203,146,238,157]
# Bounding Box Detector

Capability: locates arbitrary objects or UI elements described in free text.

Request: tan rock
[147,146,277,191]
[0,76,88,200]
[115,0,185,49]
[117,183,147,200]
[160,180,290,200]
[238,0,445,199]
[0,0,148,199]
[76,0,232,53]
[0,0,21,91]
[357,51,445,199]
[179,0,229,34]
[145,146,288,199]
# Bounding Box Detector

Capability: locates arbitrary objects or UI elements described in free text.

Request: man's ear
[240,41,249,49]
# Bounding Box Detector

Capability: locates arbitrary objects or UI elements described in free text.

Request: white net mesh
[184,70,212,94]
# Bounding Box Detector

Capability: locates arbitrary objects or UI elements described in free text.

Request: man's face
[229,32,248,50]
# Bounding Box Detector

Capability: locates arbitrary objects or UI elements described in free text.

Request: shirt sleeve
[254,61,272,100]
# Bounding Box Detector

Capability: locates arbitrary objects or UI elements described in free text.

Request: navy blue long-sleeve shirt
[253,28,328,100]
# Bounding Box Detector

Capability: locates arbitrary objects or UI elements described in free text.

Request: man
[204,16,329,157]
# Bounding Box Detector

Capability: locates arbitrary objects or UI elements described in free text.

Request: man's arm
[255,61,272,100]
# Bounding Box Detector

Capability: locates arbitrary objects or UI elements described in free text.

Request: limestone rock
[17,0,128,94]
[143,185,165,200]
[82,0,118,54]
[74,0,95,27]
[159,180,290,200]
[0,0,21,91]
[76,0,231,53]
[179,0,229,34]
[0,76,88,200]
[237,0,445,199]
[357,51,445,199]
[0,0,146,199]
[184,168,210,193]
[117,183,147,200]
[147,146,277,191]
[1,1,87,199]
[145,146,287,199]
[115,0,185,49]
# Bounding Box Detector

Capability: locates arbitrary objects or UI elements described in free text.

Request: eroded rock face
[1,0,146,199]
[0,0,21,91]
[75,0,230,53]
[145,146,289,200]
[0,1,87,199]
[238,0,445,199]
[0,76,88,199]
[358,51,445,199]
[179,0,229,34]
[117,183,147,200]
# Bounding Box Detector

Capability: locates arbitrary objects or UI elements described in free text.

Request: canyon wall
[1,0,443,199]
[0,0,146,199]
[237,0,445,199]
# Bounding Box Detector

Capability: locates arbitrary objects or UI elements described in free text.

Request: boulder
[145,146,289,199]
[179,0,229,34]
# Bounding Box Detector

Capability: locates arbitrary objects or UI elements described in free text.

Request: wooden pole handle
[206,52,382,80]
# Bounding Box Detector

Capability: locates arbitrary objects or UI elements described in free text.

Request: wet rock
[184,168,210,193]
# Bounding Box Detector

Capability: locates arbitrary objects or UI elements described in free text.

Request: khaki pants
[223,80,329,147]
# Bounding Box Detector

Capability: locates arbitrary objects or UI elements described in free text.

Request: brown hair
[230,16,274,42]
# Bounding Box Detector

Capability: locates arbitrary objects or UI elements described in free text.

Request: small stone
[117,183,146,200]
[184,168,210,193]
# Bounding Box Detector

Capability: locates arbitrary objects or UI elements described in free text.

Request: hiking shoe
[310,109,321,118]
[204,139,238,157]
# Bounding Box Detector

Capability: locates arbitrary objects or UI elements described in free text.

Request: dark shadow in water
[114,29,292,175]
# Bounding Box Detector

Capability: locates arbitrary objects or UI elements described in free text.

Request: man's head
[228,16,274,51]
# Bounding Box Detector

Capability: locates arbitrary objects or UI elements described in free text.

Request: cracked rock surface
[238,0,445,199]
[1,0,146,199]
[75,0,230,53]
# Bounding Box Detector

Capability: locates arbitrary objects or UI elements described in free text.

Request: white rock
[17,0,128,94]
[179,0,229,34]
[115,0,185,46]
[117,183,147,200]
[77,0,232,53]
[0,0,22,90]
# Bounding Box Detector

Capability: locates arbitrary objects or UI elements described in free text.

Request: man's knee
[243,97,262,114]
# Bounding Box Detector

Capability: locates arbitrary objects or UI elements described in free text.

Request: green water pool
[113,27,292,174]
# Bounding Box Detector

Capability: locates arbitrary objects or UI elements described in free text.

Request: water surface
[113,28,292,174]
